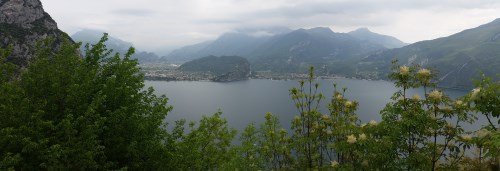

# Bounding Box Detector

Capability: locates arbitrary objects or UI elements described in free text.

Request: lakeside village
[140,63,344,81]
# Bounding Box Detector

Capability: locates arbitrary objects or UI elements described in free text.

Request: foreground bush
[0,36,173,170]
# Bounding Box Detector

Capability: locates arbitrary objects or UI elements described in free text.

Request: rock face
[179,55,251,82]
[0,0,71,66]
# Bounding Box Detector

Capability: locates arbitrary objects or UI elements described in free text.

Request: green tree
[259,112,293,169]
[289,66,325,168]
[234,122,264,169]
[170,111,237,170]
[0,34,173,170]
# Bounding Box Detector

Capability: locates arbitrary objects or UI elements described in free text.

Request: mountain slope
[0,0,71,66]
[250,27,386,72]
[71,29,160,63]
[358,18,500,89]
[348,28,408,49]
[163,27,292,63]
[179,55,250,82]
[164,41,212,63]
[164,32,272,63]
[165,27,397,73]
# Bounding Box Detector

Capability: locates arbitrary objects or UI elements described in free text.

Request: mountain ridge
[163,27,405,72]
[357,18,500,89]
[71,29,160,63]
[348,28,408,49]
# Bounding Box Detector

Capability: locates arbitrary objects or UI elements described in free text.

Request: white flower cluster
[429,90,443,101]
[471,88,481,100]
[399,66,410,76]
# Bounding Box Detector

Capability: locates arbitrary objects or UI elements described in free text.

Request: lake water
[145,78,484,132]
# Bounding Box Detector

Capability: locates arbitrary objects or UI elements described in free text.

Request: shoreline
[144,76,473,91]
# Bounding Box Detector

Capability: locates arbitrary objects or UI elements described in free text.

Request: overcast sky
[41,0,500,53]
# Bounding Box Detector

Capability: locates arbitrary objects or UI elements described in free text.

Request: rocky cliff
[0,0,71,66]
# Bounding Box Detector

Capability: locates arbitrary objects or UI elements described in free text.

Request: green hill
[357,18,500,89]
[250,27,386,72]
[179,55,251,82]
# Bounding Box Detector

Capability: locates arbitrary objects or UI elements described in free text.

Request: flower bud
[399,66,410,76]
[460,135,472,142]
[476,129,490,138]
[429,90,443,101]
[417,68,431,77]
[335,94,343,100]
[345,101,354,108]
[471,88,481,100]
[331,161,339,168]
[359,133,367,141]
[347,134,357,143]
[412,94,421,101]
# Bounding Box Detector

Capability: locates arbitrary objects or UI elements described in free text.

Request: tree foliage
[0,35,498,170]
[0,35,172,170]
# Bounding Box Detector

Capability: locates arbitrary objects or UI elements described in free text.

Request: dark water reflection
[145,78,486,132]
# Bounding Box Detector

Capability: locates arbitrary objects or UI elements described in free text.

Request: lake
[145,78,484,132]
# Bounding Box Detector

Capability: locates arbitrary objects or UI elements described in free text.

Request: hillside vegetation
[1,36,498,170]
[357,19,500,89]
[179,55,251,82]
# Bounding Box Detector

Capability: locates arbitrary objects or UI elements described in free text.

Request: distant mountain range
[162,19,500,89]
[358,18,500,88]
[162,27,406,72]
[348,28,408,49]
[165,28,293,64]
[249,27,398,72]
[4,0,497,89]
[71,29,160,63]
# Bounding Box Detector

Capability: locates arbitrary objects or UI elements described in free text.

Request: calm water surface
[145,78,485,132]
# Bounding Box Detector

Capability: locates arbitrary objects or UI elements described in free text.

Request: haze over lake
[145,78,472,131]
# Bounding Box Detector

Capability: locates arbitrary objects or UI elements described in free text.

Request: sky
[41,0,500,54]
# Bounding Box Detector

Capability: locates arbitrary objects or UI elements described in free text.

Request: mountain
[179,55,250,82]
[348,28,408,49]
[164,32,275,63]
[0,0,71,66]
[250,27,387,72]
[71,29,160,63]
[357,18,500,89]
[164,41,212,63]
[164,27,400,72]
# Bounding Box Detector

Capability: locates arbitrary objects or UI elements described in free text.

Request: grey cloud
[110,8,156,17]
[250,0,500,19]
[193,18,242,24]
[40,0,500,51]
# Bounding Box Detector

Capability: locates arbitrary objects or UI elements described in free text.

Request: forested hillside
[179,55,250,82]
[357,19,500,89]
